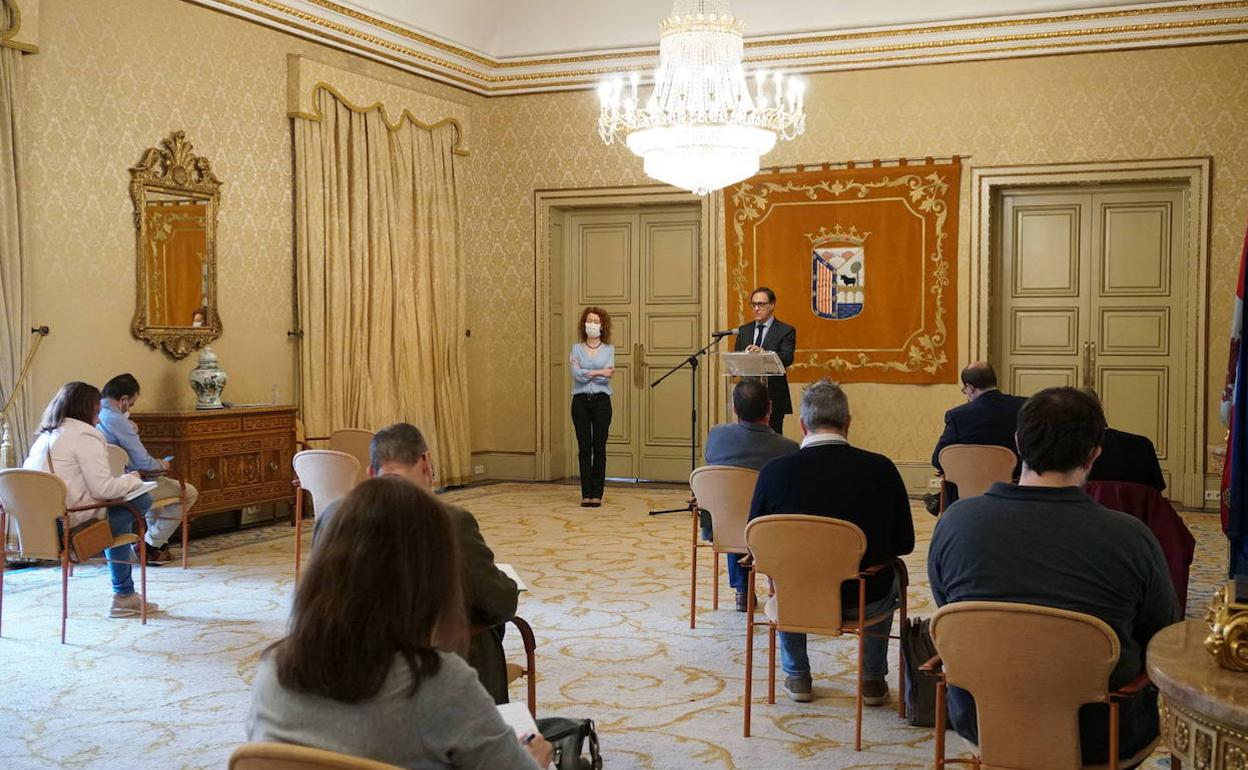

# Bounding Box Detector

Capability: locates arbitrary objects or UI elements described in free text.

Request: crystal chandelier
[597,0,805,196]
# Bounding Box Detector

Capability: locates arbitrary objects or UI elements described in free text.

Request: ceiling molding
[189,0,1248,95]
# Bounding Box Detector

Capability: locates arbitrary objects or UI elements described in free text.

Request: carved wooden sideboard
[130,406,297,519]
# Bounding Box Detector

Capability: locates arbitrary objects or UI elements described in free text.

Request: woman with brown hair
[569,306,614,507]
[23,381,155,617]
[247,476,552,769]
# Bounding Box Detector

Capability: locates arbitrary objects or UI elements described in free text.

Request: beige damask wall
[18,0,479,425]
[465,43,1248,485]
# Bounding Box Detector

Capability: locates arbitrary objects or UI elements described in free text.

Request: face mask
[584,322,601,339]
[192,320,204,328]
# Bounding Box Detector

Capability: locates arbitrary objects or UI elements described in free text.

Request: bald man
[932,363,1025,500]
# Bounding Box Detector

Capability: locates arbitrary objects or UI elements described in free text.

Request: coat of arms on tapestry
[725,158,961,384]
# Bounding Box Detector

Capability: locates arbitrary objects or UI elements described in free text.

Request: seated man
[929,387,1177,765]
[702,379,799,612]
[932,362,1026,501]
[97,373,200,564]
[748,379,914,705]
[1083,390,1166,491]
[317,422,520,704]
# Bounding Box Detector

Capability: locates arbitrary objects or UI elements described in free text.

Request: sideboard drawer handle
[269,460,279,472]
[205,468,216,481]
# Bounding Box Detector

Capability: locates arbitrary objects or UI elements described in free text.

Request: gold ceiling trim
[199,0,1248,94]
[290,81,471,155]
[0,0,36,53]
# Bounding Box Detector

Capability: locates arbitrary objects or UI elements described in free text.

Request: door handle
[635,342,646,389]
[1087,341,1097,389]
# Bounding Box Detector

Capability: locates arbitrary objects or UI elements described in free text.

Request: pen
[521,733,537,746]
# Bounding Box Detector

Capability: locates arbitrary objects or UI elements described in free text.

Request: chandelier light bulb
[596,0,806,196]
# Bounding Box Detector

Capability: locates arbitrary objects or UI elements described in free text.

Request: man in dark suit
[734,286,797,435]
[932,362,1026,500]
[748,380,914,705]
[702,379,799,611]
[315,423,519,704]
[1082,389,1166,491]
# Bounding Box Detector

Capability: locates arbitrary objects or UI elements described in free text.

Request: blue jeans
[779,575,899,680]
[104,493,152,596]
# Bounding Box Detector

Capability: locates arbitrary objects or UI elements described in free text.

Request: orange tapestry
[724,159,960,384]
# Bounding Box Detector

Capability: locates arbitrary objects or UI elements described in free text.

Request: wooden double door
[552,206,705,483]
[995,184,1189,489]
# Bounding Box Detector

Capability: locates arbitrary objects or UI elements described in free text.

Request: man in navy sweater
[747,379,915,705]
[929,388,1177,764]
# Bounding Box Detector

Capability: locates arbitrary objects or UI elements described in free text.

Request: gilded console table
[1148,620,1248,770]
[130,405,298,519]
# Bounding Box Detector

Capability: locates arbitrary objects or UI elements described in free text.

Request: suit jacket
[748,442,915,605]
[932,389,1026,473]
[314,499,519,704]
[704,421,799,471]
[734,318,797,415]
[1089,428,1166,491]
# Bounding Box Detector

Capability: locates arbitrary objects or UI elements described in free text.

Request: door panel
[577,219,633,305]
[998,185,1187,493]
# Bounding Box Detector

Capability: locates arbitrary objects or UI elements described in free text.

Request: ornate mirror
[130,131,222,359]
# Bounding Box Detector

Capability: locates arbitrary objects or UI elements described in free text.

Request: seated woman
[23,381,155,618]
[247,476,552,769]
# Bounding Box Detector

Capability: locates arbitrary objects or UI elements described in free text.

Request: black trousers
[571,392,612,499]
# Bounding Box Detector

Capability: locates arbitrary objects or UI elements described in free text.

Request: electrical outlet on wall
[1205,489,1222,501]
[928,477,942,488]
[473,464,485,476]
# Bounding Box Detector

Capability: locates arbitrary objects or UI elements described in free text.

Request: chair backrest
[328,429,374,484]
[292,450,361,515]
[930,601,1120,770]
[689,465,759,552]
[938,444,1017,499]
[744,514,866,634]
[0,469,68,560]
[229,742,404,770]
[106,444,128,477]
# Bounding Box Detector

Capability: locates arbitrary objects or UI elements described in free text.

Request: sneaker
[109,593,159,618]
[784,675,813,703]
[862,679,890,706]
[735,590,750,612]
[143,545,173,565]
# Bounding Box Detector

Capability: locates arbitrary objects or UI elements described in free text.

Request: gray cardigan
[247,651,540,769]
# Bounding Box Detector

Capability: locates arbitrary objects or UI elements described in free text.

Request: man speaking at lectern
[735,286,797,435]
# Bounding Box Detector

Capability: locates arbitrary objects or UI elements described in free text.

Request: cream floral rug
[0,482,1222,769]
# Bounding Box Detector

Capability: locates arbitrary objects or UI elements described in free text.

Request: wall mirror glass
[130,131,222,359]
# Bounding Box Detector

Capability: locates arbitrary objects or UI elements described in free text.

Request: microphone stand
[648,332,730,515]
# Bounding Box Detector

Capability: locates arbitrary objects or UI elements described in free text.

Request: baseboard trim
[471,451,538,481]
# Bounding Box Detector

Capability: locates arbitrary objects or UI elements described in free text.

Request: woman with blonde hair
[247,476,552,769]
[569,306,614,507]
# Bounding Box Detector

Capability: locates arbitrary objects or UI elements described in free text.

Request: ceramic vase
[189,346,228,409]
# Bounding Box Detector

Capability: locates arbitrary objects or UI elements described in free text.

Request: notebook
[497,562,527,592]
[496,701,539,739]
[124,481,159,501]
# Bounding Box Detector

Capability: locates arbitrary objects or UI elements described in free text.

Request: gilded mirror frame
[130,130,223,359]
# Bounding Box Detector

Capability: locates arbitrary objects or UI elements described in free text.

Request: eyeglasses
[750,301,772,308]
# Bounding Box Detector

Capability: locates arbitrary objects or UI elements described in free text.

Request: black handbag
[537,717,602,770]
[900,617,939,727]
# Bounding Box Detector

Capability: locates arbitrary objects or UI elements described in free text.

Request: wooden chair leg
[0,507,6,638]
[711,548,719,610]
[689,509,698,629]
[181,500,190,570]
[1108,701,1119,770]
[855,581,866,752]
[294,514,303,587]
[767,625,776,704]
[743,570,756,738]
[897,594,908,719]
[60,551,69,644]
[934,678,947,769]
[139,539,147,626]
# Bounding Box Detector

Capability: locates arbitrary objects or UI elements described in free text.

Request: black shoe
[735,590,749,612]
[862,679,890,706]
[142,545,173,565]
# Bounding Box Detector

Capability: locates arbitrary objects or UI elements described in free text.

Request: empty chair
[0,469,149,642]
[937,444,1017,511]
[688,465,758,627]
[230,742,403,770]
[742,514,908,747]
[926,601,1159,770]
[300,427,374,485]
[291,450,360,585]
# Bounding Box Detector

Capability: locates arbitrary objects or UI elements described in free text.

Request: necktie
[754,324,765,347]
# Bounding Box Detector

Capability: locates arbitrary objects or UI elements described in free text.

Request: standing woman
[570,307,614,507]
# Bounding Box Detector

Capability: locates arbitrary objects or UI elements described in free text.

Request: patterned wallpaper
[463,43,1248,467]
[18,0,479,422]
[15,0,1248,473]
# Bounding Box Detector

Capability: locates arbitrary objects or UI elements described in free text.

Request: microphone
[710,329,736,338]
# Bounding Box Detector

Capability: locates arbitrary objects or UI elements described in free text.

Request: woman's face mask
[584,322,601,339]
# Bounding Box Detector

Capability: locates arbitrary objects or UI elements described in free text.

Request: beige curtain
[0,0,30,465]
[294,89,471,486]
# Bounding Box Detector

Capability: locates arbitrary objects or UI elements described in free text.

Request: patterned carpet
[0,482,1226,769]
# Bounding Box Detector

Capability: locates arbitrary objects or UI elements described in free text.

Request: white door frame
[969,158,1211,505]
[533,186,720,481]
